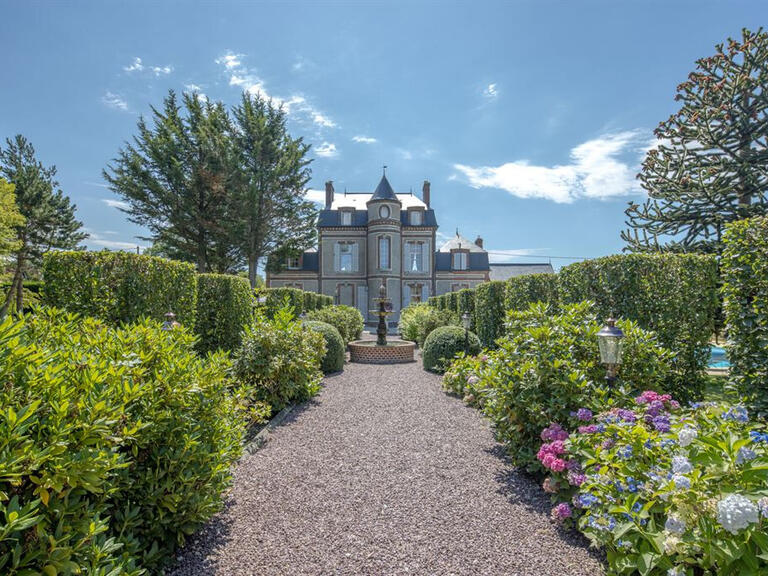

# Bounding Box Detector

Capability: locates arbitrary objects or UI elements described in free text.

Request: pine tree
[0,135,86,316]
[231,93,316,288]
[103,90,236,273]
[0,178,24,262]
[623,28,768,254]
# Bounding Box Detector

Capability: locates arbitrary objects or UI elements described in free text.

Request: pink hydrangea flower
[551,502,572,522]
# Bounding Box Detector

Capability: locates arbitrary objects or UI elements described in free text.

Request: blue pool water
[709,345,730,369]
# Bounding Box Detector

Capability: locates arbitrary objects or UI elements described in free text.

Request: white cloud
[124,57,144,72]
[216,51,243,70]
[102,91,128,111]
[102,198,130,210]
[453,131,647,203]
[312,112,336,128]
[85,229,146,251]
[305,189,326,204]
[352,135,377,144]
[185,83,203,92]
[397,148,414,161]
[484,83,498,99]
[315,142,338,158]
[152,65,173,76]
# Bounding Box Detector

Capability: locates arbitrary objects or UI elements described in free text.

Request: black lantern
[597,317,624,384]
[162,311,180,331]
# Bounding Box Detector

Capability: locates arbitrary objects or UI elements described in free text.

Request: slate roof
[317,205,437,227]
[438,233,486,253]
[435,252,490,272]
[300,251,319,272]
[370,174,399,201]
[488,263,554,281]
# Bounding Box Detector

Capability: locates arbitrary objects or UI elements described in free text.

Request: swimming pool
[709,345,729,369]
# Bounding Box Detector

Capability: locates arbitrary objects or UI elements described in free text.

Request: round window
[379,205,391,219]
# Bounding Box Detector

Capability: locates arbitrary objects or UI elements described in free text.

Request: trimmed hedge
[42,251,197,327]
[303,320,345,373]
[305,305,364,345]
[398,303,460,347]
[263,286,305,318]
[504,272,559,311]
[474,281,506,348]
[196,273,254,353]
[558,253,718,400]
[422,325,481,372]
[0,308,244,574]
[722,217,768,417]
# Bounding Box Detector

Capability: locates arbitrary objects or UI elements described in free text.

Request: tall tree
[103,90,236,273]
[623,28,768,254]
[0,135,86,316]
[231,93,316,288]
[0,178,24,264]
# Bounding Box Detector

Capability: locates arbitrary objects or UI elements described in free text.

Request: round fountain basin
[349,339,416,364]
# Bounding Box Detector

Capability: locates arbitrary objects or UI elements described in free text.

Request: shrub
[303,291,318,311]
[233,307,325,412]
[422,325,481,373]
[318,294,334,308]
[462,302,674,471]
[195,273,254,353]
[441,353,490,406]
[474,280,506,348]
[305,304,364,345]
[504,272,559,311]
[303,320,345,373]
[558,253,718,399]
[0,308,244,574]
[445,291,460,313]
[42,251,197,327]
[540,394,768,575]
[264,286,305,318]
[0,280,43,313]
[722,217,768,417]
[398,303,459,347]
[457,288,475,322]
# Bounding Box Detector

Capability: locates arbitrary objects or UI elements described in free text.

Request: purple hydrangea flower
[551,502,572,522]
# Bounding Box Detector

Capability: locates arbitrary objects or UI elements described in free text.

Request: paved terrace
[170,358,604,576]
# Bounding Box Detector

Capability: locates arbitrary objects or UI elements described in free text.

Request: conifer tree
[0,135,86,316]
[0,178,24,262]
[623,28,768,253]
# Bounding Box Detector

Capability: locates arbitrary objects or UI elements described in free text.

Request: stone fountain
[348,281,415,364]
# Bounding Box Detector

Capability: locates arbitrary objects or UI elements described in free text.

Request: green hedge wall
[42,251,197,327]
[474,280,507,348]
[558,253,718,399]
[504,272,559,311]
[196,274,254,354]
[722,217,768,417]
[262,287,332,318]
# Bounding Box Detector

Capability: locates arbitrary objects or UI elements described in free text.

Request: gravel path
[170,358,604,576]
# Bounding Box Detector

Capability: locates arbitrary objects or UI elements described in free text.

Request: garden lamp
[462,311,471,351]
[162,311,180,331]
[597,317,624,385]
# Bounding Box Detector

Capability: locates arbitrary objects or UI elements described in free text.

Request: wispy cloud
[102,91,128,111]
[352,135,377,144]
[151,65,172,76]
[124,57,144,72]
[485,248,549,262]
[84,228,146,251]
[453,130,647,203]
[305,189,326,204]
[483,83,498,99]
[123,57,172,76]
[216,50,336,130]
[315,142,338,158]
[102,198,130,210]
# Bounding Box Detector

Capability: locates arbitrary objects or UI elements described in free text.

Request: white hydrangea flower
[717,494,759,534]
[758,497,768,518]
[665,514,686,534]
[677,426,697,447]
[664,534,681,554]
[671,474,691,490]
[668,568,686,576]
[671,455,693,475]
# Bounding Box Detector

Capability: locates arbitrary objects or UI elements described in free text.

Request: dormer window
[378,205,391,219]
[409,209,423,226]
[286,256,301,270]
[340,210,352,226]
[451,250,468,271]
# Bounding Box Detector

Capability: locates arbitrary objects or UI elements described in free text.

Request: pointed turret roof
[370,174,398,201]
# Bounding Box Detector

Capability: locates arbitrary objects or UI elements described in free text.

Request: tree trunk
[248,254,258,289]
[0,254,23,318]
[15,271,23,313]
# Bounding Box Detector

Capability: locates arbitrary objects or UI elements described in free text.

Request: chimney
[475,236,484,249]
[422,180,431,207]
[325,181,334,209]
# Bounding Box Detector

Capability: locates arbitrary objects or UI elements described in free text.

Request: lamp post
[461,311,471,352]
[597,317,624,386]
[162,311,180,331]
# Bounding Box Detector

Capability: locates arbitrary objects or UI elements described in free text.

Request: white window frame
[334,241,358,273]
[405,241,425,273]
[286,256,301,270]
[409,209,423,226]
[340,210,353,226]
[378,236,391,270]
[451,250,468,271]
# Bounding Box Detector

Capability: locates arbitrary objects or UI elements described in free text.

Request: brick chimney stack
[475,236,484,249]
[325,181,334,209]
[422,180,431,207]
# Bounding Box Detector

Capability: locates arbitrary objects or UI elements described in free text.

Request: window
[334,242,358,272]
[286,282,304,290]
[287,256,300,269]
[451,283,470,292]
[452,251,468,270]
[409,210,423,226]
[378,236,391,270]
[409,284,422,304]
[405,241,424,272]
[379,205,391,219]
[340,210,352,225]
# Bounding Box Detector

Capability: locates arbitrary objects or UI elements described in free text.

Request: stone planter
[348,339,416,364]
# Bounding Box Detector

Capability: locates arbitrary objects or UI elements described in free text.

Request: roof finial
[382,164,387,176]
[456,227,459,236]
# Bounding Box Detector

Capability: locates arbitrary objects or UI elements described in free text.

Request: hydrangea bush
[539,392,768,575]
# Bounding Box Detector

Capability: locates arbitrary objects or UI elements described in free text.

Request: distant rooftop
[488,262,554,281]
[439,232,486,253]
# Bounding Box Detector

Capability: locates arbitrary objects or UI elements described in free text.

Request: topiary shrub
[474,280,506,348]
[398,303,459,347]
[422,325,481,373]
[504,272,559,311]
[0,307,244,574]
[558,253,718,399]
[42,251,197,327]
[303,320,345,373]
[233,306,325,412]
[264,286,306,318]
[722,216,768,417]
[196,273,254,354]
[305,304,364,344]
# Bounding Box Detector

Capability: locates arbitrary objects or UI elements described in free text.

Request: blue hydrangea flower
[672,455,693,474]
[749,431,768,444]
[722,406,749,423]
[671,474,691,490]
[617,445,634,459]
[736,447,758,465]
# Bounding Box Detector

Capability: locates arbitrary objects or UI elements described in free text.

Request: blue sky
[1,0,764,267]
